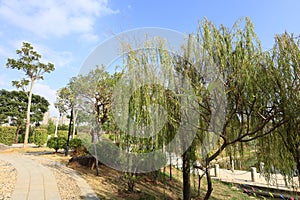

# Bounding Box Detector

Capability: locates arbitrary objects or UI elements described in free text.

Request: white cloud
[34,44,74,68]
[0,0,119,39]
[80,33,100,43]
[32,83,59,117]
[9,40,74,68]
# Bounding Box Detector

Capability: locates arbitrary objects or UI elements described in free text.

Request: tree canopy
[0,89,49,142]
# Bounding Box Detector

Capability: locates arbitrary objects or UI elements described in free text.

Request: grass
[4,147,259,199]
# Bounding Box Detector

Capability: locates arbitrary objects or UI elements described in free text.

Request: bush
[69,138,87,155]
[47,136,66,152]
[47,119,56,135]
[32,129,48,147]
[69,138,82,150]
[18,134,24,143]
[57,130,69,140]
[0,126,16,145]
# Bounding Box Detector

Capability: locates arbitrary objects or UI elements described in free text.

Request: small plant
[47,136,66,152]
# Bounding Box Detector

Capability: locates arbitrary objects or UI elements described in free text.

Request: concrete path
[0,153,61,200]
[0,152,99,200]
[211,168,300,192]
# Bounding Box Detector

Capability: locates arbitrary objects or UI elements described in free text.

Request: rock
[69,155,100,169]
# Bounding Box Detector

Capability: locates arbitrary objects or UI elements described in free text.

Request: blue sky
[0,0,299,116]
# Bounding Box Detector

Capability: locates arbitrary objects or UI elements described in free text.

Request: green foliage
[57,130,69,140]
[58,124,69,131]
[31,129,48,147]
[69,138,82,150]
[6,42,55,84]
[0,126,16,145]
[255,33,300,185]
[18,134,24,143]
[47,137,66,152]
[55,87,73,115]
[0,89,50,126]
[46,119,56,135]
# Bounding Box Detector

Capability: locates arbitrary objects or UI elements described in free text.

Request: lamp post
[65,107,73,156]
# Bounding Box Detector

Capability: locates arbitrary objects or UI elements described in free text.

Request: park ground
[0,146,259,200]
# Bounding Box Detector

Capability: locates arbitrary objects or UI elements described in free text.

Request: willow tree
[257,33,300,187]
[186,18,284,200]
[108,39,182,192]
[6,42,54,147]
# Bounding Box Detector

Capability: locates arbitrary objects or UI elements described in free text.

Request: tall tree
[0,89,49,143]
[257,32,300,187]
[55,86,76,137]
[186,18,284,199]
[6,42,54,147]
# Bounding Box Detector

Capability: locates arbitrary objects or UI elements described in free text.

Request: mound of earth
[68,155,100,169]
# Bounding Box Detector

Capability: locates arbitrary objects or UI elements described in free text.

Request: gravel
[0,161,17,200]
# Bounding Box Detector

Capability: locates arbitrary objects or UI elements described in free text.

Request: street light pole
[65,107,73,156]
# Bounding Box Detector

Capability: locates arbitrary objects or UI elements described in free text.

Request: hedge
[32,129,48,147]
[47,136,67,152]
[0,126,17,145]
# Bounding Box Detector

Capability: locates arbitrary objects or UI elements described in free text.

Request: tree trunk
[95,157,99,176]
[169,153,172,180]
[297,146,300,187]
[197,175,201,197]
[182,151,191,200]
[24,79,35,148]
[204,167,213,200]
[15,126,21,144]
[72,109,78,139]
[197,173,204,197]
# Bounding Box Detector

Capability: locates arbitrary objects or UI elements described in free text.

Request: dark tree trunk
[182,151,191,200]
[169,165,172,180]
[197,173,204,197]
[95,157,99,176]
[15,127,20,144]
[297,146,300,187]
[169,153,172,180]
[204,167,213,200]
[197,175,201,197]
[127,173,135,192]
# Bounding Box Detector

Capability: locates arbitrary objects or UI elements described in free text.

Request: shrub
[0,126,16,145]
[69,138,87,155]
[47,136,66,152]
[69,138,82,150]
[47,119,56,135]
[18,134,24,143]
[57,130,69,140]
[32,129,48,147]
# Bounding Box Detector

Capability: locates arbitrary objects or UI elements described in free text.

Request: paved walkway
[0,153,61,200]
[210,168,300,192]
[0,153,99,200]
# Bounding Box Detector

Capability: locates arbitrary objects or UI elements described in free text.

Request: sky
[0,0,300,117]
